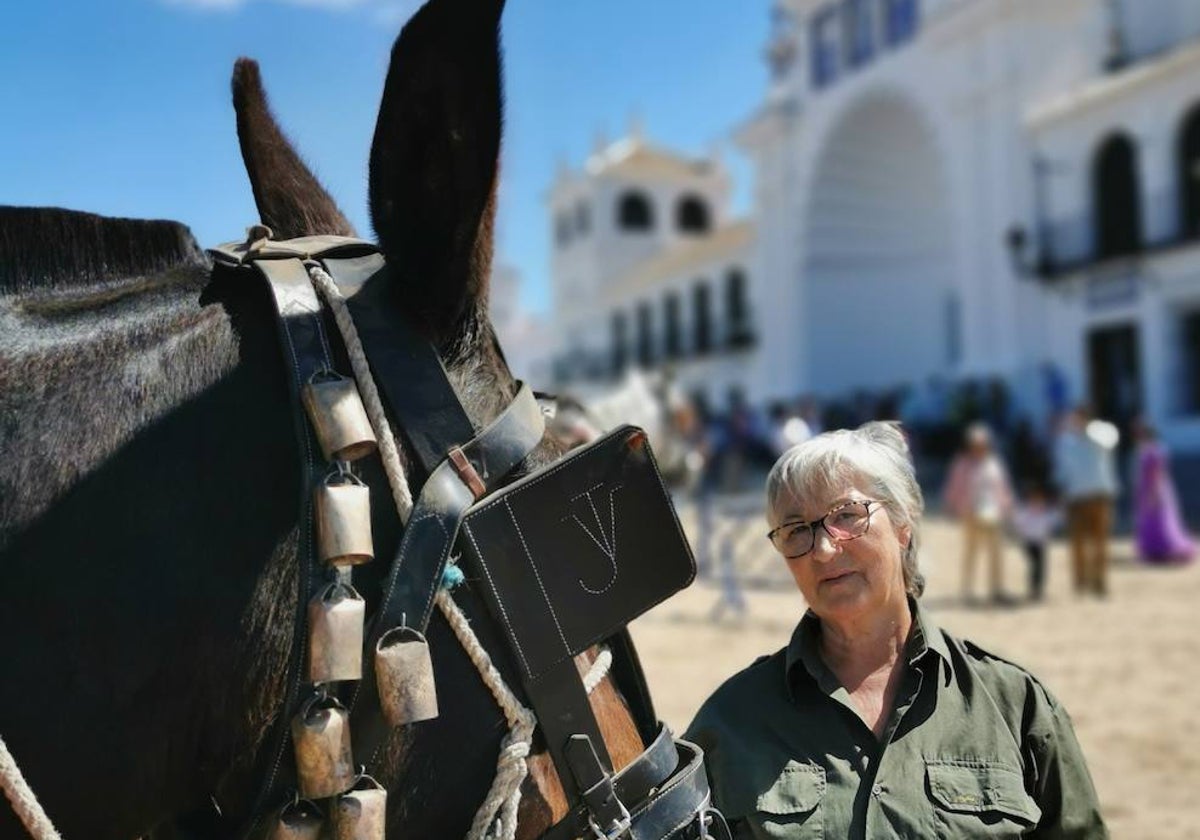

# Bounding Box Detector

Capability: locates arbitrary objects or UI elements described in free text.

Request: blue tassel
[441,563,465,591]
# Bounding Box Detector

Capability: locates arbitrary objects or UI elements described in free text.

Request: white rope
[435,590,537,840]
[308,264,535,840]
[307,265,415,522]
[582,646,612,695]
[0,734,63,840]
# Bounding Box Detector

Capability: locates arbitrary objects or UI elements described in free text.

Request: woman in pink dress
[1134,423,1195,564]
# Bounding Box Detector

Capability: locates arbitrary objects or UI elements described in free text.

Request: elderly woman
[685,422,1106,838]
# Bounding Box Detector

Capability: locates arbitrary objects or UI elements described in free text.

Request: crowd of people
[667,374,1195,607]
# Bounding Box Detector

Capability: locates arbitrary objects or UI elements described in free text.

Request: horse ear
[369,0,506,337]
[232,58,356,240]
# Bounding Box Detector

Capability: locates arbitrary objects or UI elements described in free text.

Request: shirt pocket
[926,760,1042,838]
[725,761,826,840]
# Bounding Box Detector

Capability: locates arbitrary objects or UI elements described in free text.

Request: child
[1011,483,1061,601]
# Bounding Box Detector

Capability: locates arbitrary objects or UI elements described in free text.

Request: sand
[629,501,1200,839]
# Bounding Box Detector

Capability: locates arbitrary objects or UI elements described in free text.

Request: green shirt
[684,601,1106,839]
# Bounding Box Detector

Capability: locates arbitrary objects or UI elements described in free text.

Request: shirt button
[872,783,883,797]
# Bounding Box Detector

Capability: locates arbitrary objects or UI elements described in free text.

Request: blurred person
[1054,405,1119,596]
[685,422,1106,839]
[1012,482,1061,602]
[770,401,813,457]
[942,423,1015,604]
[1133,421,1195,565]
[797,395,823,438]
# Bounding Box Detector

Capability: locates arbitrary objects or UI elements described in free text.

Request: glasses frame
[766,499,884,559]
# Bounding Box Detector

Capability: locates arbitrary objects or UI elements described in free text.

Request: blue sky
[1,0,768,314]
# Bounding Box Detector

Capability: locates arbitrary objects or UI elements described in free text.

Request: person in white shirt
[1053,405,1120,596]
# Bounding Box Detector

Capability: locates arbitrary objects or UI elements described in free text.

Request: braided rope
[306,265,415,521]
[307,264,536,840]
[435,590,537,840]
[0,734,63,840]
[582,646,612,695]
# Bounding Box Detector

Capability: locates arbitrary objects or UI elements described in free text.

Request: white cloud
[163,0,377,11]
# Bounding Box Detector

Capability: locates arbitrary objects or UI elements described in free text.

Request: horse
[549,369,704,493]
[0,0,652,836]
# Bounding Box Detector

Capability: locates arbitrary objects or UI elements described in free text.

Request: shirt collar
[784,597,952,700]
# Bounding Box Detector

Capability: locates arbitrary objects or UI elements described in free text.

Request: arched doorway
[803,92,955,396]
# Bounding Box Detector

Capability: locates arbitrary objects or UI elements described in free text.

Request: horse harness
[208,232,731,840]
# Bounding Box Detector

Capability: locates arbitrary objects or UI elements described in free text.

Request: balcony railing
[1035,190,1200,277]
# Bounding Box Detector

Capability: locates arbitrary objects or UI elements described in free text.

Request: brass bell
[302,371,378,463]
[315,471,374,566]
[308,582,366,684]
[291,693,356,799]
[375,626,439,726]
[267,798,324,840]
[331,775,387,840]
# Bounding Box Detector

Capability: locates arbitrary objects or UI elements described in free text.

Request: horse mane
[0,206,235,549]
[0,205,209,294]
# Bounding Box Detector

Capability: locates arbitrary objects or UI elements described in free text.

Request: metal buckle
[586,799,632,840]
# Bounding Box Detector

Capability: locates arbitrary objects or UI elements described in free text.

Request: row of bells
[271,373,433,839]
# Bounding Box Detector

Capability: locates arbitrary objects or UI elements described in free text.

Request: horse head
[0,0,653,837]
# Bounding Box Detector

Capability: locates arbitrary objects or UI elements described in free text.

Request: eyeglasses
[766,500,882,559]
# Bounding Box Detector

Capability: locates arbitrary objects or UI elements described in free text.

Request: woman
[941,422,1014,604]
[685,422,1106,838]
[1133,422,1195,564]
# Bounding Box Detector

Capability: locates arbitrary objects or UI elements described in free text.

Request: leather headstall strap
[313,254,562,771]
[209,231,382,834]
[320,255,701,838]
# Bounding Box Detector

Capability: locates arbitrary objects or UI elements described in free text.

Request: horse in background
[549,369,705,492]
[0,0,646,837]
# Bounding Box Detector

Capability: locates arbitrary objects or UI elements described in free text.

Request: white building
[489,260,552,387]
[546,0,1200,454]
[546,127,758,414]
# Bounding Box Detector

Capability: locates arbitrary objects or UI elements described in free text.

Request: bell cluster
[274,370,384,839]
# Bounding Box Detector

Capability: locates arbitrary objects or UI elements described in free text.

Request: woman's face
[771,477,911,622]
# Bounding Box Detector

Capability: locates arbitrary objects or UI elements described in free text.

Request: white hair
[765,421,926,597]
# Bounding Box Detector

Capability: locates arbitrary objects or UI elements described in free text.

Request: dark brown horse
[0,0,646,837]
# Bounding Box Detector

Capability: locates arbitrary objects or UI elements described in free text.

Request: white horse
[546,369,703,490]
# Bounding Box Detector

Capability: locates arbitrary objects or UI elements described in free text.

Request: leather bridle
[207,232,730,840]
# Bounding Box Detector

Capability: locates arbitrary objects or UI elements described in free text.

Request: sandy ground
[629,499,1200,839]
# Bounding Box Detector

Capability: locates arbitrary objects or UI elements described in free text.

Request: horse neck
[0,272,305,839]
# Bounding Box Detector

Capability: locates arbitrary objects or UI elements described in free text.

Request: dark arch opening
[676,195,711,234]
[1092,133,1142,259]
[1178,104,1200,238]
[618,191,654,231]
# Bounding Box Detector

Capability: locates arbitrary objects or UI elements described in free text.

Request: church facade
[544,0,1200,453]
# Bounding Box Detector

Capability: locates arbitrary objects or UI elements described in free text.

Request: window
[692,283,713,354]
[724,269,753,347]
[1182,309,1200,414]
[1092,133,1142,259]
[845,0,875,68]
[555,213,571,248]
[618,191,654,231]
[663,293,682,359]
[1178,104,1200,238]
[676,195,711,234]
[810,6,841,90]
[884,0,918,46]
[944,291,962,366]
[611,311,628,375]
[636,302,655,367]
[575,200,591,236]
